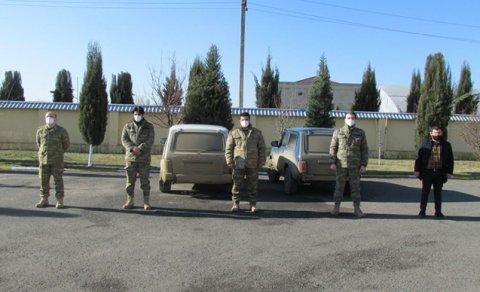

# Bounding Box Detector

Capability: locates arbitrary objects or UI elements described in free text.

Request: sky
[1,0,479,108]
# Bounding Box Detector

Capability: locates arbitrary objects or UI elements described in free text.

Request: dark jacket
[414,139,454,181]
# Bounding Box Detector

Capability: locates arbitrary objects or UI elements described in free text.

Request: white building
[279,77,360,110]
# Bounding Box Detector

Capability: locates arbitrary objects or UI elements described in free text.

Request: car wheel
[284,168,298,195]
[268,169,280,183]
[159,179,172,193]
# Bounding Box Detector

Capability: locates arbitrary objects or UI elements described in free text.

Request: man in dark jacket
[414,126,454,218]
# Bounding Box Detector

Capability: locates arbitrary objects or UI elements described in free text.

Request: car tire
[268,169,280,183]
[284,168,298,195]
[159,179,172,193]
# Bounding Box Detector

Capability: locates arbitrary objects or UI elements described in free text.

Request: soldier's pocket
[234,157,246,169]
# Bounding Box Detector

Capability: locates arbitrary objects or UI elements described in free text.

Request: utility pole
[239,0,247,108]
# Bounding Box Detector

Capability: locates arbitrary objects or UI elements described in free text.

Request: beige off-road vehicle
[268,127,336,195]
[159,124,232,193]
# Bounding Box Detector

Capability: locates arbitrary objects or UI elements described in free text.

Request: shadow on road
[63,206,480,222]
[0,207,80,218]
[361,180,480,203]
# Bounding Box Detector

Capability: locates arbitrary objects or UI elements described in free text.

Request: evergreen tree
[78,42,108,166]
[352,63,380,111]
[161,61,183,106]
[415,52,453,146]
[406,70,421,113]
[454,62,478,114]
[183,57,205,124]
[183,45,233,129]
[51,69,74,102]
[0,71,25,101]
[254,53,281,108]
[305,54,335,127]
[110,72,133,104]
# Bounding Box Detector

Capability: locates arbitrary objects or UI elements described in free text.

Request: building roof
[379,85,409,113]
[1,100,479,121]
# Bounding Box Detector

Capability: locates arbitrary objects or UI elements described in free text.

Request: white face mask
[45,117,55,125]
[134,115,143,122]
[240,120,250,128]
[346,119,356,127]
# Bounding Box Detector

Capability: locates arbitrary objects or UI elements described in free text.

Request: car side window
[287,133,297,150]
[280,132,289,147]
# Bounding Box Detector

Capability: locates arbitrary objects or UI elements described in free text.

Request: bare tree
[148,59,185,128]
[274,98,296,138]
[460,121,480,160]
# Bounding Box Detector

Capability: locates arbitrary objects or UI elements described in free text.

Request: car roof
[286,127,335,133]
[168,124,229,134]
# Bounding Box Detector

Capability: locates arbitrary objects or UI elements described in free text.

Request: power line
[297,0,480,29]
[249,2,480,44]
[0,0,238,9]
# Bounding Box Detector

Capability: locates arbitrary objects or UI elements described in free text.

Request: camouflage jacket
[225,125,266,169]
[329,125,368,168]
[121,119,155,163]
[36,124,70,165]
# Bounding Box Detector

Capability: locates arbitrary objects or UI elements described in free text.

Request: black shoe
[418,211,426,218]
[434,212,445,218]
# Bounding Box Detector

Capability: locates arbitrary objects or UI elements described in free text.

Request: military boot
[231,197,240,212]
[331,202,341,216]
[35,198,49,208]
[143,196,152,210]
[55,198,64,209]
[122,196,134,209]
[353,202,365,218]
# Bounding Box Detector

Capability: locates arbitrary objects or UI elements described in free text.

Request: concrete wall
[0,107,477,159]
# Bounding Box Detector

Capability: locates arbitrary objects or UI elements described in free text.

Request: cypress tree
[183,57,205,124]
[51,69,74,102]
[454,62,478,114]
[110,72,133,104]
[78,42,108,166]
[305,54,335,127]
[406,70,421,113]
[415,52,453,146]
[254,53,281,108]
[352,63,380,111]
[0,71,25,101]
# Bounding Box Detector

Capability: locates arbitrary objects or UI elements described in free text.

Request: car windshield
[172,132,224,152]
[306,134,331,153]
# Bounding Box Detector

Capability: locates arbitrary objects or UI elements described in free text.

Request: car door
[303,132,334,179]
[171,132,226,177]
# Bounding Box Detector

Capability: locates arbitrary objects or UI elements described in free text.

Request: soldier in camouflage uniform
[329,111,368,217]
[225,112,266,212]
[121,106,155,210]
[35,111,70,209]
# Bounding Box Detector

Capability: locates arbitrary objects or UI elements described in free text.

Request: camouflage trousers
[232,167,258,205]
[125,161,151,197]
[39,163,64,199]
[334,167,362,203]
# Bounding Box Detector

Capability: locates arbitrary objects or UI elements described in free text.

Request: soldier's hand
[330,164,336,172]
[360,165,366,174]
[228,163,234,170]
[447,173,453,179]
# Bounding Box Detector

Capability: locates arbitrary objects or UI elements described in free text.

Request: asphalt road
[1,170,479,292]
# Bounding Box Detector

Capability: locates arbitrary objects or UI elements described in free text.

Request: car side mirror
[271,141,279,147]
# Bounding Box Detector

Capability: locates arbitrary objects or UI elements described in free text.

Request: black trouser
[420,170,444,213]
